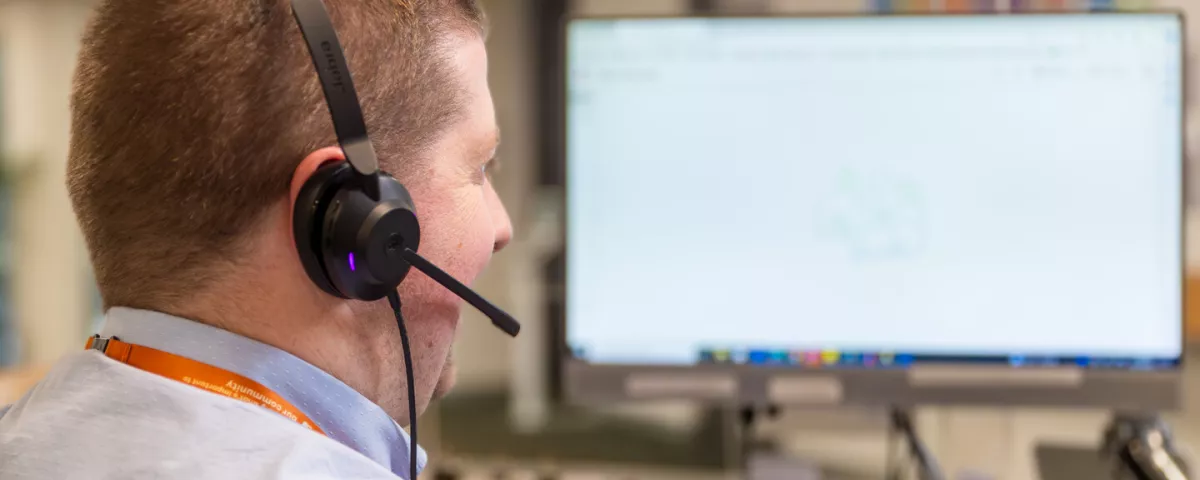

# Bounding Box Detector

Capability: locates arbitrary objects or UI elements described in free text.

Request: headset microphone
[400,248,521,336]
[290,0,520,478]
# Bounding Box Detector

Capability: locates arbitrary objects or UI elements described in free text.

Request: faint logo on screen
[813,166,929,261]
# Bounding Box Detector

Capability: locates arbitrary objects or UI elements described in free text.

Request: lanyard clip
[86,334,130,362]
[87,334,117,353]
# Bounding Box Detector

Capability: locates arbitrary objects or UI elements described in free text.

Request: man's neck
[153,204,413,422]
[164,249,392,410]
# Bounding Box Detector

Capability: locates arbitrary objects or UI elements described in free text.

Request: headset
[290,0,520,478]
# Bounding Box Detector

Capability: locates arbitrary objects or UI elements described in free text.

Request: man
[0,0,511,478]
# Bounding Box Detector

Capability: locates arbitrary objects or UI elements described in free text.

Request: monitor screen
[565,14,1183,371]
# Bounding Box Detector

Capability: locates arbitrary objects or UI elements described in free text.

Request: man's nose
[494,219,513,252]
[488,183,513,252]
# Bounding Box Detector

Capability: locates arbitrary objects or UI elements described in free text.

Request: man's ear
[288,146,345,249]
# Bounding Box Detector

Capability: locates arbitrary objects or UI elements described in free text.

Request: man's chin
[431,356,457,400]
[431,373,456,400]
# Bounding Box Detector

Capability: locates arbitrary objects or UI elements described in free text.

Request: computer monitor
[561,12,1186,410]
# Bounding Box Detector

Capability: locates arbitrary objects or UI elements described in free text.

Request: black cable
[886,417,901,480]
[387,290,418,480]
[885,421,913,480]
[890,409,943,480]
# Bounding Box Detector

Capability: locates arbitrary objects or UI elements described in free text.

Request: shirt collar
[98,307,427,478]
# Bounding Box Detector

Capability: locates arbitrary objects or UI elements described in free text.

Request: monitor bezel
[556,9,1188,411]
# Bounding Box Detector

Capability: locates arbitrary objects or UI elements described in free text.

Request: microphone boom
[400,248,521,337]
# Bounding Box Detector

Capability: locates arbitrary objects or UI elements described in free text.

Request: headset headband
[291,0,380,181]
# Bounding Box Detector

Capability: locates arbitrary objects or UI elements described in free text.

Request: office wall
[0,0,95,366]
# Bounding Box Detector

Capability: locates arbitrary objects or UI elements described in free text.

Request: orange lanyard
[85,335,326,436]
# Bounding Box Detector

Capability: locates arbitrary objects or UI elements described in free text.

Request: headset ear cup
[323,172,421,301]
[293,162,353,298]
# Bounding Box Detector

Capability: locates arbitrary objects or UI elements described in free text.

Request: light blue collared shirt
[94,307,426,477]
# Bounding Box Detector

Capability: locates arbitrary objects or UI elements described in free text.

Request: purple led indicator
[349,253,356,271]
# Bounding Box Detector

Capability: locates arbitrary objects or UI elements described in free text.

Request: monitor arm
[889,408,946,480]
[1102,413,1191,480]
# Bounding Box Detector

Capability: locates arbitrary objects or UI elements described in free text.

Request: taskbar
[687,348,1181,370]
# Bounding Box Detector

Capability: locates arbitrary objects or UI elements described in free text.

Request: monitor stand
[730,405,825,480]
[729,405,947,480]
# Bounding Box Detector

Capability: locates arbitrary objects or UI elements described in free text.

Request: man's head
[67,0,511,420]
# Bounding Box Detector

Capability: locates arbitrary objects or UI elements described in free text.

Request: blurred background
[2,0,1199,479]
